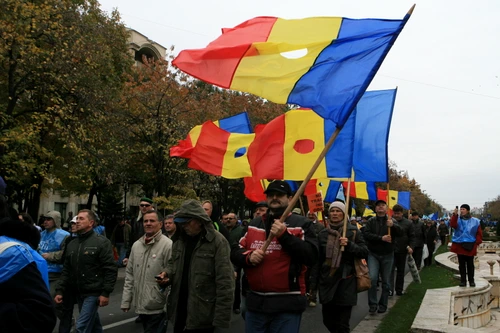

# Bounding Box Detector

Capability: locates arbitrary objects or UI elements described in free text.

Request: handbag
[352,230,371,292]
[354,258,371,292]
[461,242,475,251]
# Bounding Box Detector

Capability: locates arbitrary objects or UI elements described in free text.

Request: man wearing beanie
[363,200,402,314]
[450,204,483,287]
[231,180,318,333]
[313,201,368,333]
[38,210,70,319]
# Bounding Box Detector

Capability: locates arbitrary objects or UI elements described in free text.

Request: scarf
[145,230,162,244]
[325,222,343,276]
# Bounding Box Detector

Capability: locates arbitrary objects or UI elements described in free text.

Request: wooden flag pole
[261,127,341,252]
[299,195,306,216]
[341,170,354,252]
[387,183,391,237]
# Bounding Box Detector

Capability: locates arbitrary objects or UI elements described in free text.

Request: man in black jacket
[390,204,415,296]
[363,200,402,314]
[410,212,426,269]
[424,220,439,266]
[55,209,117,332]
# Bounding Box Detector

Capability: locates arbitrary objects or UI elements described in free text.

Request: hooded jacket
[38,211,70,275]
[166,200,234,329]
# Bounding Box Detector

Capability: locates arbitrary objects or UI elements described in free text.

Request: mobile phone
[455,206,458,209]
[155,275,162,280]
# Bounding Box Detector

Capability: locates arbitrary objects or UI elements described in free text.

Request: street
[85,268,371,332]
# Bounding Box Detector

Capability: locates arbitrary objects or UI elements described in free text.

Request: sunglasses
[140,204,151,208]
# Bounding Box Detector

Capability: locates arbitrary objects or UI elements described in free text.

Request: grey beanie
[328,201,346,215]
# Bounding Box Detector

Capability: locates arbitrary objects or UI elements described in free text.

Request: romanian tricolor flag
[188,122,254,179]
[170,112,252,158]
[304,179,342,203]
[173,13,411,124]
[247,89,396,181]
[377,189,411,210]
[342,182,377,201]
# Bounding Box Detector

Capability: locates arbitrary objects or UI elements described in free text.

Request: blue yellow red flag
[170,112,252,158]
[173,13,411,126]
[377,189,411,210]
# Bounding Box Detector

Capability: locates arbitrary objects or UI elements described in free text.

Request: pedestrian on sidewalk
[450,205,482,287]
[410,212,426,270]
[423,220,439,267]
[363,200,402,314]
[314,201,368,333]
[390,204,415,296]
[437,220,448,246]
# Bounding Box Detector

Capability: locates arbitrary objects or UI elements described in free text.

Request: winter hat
[460,204,471,211]
[44,211,62,228]
[328,201,346,214]
[174,199,211,223]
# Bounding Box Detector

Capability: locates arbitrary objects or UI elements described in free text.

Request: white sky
[97,0,500,210]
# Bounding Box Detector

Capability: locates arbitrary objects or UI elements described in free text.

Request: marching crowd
[0,177,483,333]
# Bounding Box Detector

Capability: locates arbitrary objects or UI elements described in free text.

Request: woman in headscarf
[314,201,368,333]
[450,204,482,287]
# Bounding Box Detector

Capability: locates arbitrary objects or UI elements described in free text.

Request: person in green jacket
[157,199,234,333]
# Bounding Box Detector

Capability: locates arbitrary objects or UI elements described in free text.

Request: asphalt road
[96,271,371,333]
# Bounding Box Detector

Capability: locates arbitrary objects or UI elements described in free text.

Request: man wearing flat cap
[363,199,402,314]
[157,199,234,333]
[124,197,154,267]
[231,180,318,333]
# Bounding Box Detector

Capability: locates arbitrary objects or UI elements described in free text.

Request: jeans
[390,252,407,294]
[115,243,127,266]
[76,295,102,333]
[139,313,166,333]
[368,252,394,310]
[245,310,302,333]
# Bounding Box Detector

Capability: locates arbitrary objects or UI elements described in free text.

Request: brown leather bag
[352,230,371,292]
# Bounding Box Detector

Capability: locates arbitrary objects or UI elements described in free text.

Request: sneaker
[369,305,378,313]
[309,301,317,307]
[377,307,387,313]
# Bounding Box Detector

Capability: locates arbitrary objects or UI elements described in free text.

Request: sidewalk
[352,270,414,333]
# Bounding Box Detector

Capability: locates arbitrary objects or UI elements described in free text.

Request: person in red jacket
[231,181,318,333]
[450,204,482,287]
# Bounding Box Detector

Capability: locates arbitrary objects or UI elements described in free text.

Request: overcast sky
[97,0,500,211]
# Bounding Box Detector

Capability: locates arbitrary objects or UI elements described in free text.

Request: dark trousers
[390,252,407,294]
[140,313,165,333]
[321,302,352,333]
[234,268,241,310]
[440,235,446,245]
[413,246,424,269]
[424,243,435,267]
[58,292,76,333]
[458,254,475,284]
[174,325,214,333]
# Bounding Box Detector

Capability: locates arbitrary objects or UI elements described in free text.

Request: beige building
[38,30,166,220]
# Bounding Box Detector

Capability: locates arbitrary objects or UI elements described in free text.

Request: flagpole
[261,127,342,252]
[299,195,306,216]
[387,183,391,237]
[341,170,354,252]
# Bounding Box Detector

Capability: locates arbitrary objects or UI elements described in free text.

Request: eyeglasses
[140,204,151,208]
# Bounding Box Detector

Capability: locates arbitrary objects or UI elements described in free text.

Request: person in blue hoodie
[0,177,56,332]
[39,210,70,318]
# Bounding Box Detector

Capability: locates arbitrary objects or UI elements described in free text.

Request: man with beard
[231,181,318,333]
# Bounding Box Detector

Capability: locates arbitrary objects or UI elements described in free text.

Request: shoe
[388,291,393,297]
[309,301,317,307]
[369,305,378,313]
[459,281,466,287]
[470,282,476,287]
[233,309,241,314]
[377,307,387,313]
[135,316,142,323]
[396,291,404,296]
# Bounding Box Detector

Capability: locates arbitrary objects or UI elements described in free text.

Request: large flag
[188,122,255,178]
[170,112,252,158]
[304,179,342,203]
[342,182,377,201]
[431,212,439,221]
[377,189,411,210]
[248,89,396,181]
[173,13,411,125]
